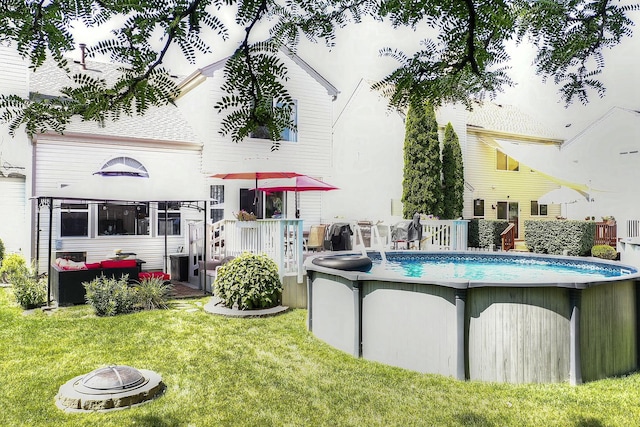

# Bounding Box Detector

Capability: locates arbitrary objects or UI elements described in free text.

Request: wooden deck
[170,281,208,299]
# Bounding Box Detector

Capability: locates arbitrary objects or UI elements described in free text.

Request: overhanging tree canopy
[1,0,638,146]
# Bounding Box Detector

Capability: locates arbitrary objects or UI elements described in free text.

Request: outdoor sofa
[51,259,139,305]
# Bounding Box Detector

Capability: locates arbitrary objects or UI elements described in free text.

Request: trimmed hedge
[468,219,510,250]
[525,220,595,256]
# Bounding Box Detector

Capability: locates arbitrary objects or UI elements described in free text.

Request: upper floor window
[95,156,149,177]
[158,202,181,236]
[98,203,149,236]
[496,150,519,171]
[60,203,89,237]
[473,199,484,217]
[530,201,548,216]
[250,100,298,142]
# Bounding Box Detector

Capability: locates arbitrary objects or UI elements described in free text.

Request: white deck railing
[421,220,469,250]
[199,219,304,283]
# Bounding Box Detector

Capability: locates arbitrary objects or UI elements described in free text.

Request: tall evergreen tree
[442,122,464,219]
[402,101,442,219]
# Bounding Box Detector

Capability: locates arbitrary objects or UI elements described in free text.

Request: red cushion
[101,259,137,269]
[139,272,170,281]
[85,262,101,270]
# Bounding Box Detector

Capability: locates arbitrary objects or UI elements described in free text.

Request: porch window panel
[98,203,149,236]
[60,203,89,237]
[158,202,181,236]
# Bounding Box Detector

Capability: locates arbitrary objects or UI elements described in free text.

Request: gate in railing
[421,220,469,250]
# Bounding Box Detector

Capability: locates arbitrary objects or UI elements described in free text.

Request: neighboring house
[438,102,563,242]
[176,47,339,225]
[0,45,30,256]
[558,107,640,230]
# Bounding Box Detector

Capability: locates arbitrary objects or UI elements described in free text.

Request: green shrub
[467,219,509,250]
[12,275,47,309]
[83,274,137,316]
[134,277,173,310]
[214,252,282,310]
[0,237,5,265]
[0,253,29,284]
[591,245,617,260]
[525,220,595,256]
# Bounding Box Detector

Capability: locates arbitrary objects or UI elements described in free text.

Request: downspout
[164,202,168,274]
[202,200,207,294]
[47,197,53,306]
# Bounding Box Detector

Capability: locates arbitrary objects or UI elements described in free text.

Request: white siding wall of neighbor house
[0,44,31,257]
[178,52,335,225]
[0,177,28,255]
[560,108,640,226]
[33,137,204,272]
[327,79,405,224]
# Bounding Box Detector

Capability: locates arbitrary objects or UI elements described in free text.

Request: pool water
[368,253,634,282]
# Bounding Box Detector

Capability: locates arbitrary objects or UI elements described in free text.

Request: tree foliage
[0,0,638,145]
[402,101,442,218]
[442,122,464,219]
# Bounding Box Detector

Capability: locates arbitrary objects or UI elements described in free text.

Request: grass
[1,288,640,426]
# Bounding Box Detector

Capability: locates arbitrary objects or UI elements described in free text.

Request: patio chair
[305,224,327,252]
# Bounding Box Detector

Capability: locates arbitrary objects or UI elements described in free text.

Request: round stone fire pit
[56,365,165,412]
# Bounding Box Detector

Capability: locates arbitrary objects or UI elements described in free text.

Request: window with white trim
[530,200,548,216]
[98,203,149,236]
[60,203,89,237]
[158,202,181,236]
[496,150,519,171]
[250,100,298,142]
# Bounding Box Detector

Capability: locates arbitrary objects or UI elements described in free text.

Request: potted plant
[234,210,258,228]
[602,216,616,226]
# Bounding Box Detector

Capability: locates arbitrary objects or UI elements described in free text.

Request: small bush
[214,252,282,310]
[134,277,173,310]
[84,274,137,316]
[12,275,47,309]
[0,237,5,265]
[0,253,29,284]
[591,245,617,260]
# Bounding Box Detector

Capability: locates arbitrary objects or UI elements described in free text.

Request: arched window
[94,156,149,177]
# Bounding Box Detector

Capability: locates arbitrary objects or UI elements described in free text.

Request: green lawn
[1,287,640,426]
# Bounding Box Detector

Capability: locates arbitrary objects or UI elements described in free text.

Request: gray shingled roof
[30,59,200,144]
[467,102,560,139]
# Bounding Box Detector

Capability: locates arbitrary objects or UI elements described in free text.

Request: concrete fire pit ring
[56,365,165,412]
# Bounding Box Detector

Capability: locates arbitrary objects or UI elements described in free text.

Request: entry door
[239,189,263,219]
[497,201,519,238]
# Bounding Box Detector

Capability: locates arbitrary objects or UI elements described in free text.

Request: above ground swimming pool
[305,251,640,384]
[366,252,635,283]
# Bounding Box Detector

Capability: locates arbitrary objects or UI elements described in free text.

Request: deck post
[569,289,582,385]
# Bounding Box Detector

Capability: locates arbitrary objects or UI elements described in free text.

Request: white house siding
[328,79,405,224]
[0,177,28,255]
[0,45,31,258]
[464,131,561,239]
[560,108,640,227]
[33,136,204,272]
[177,52,335,226]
